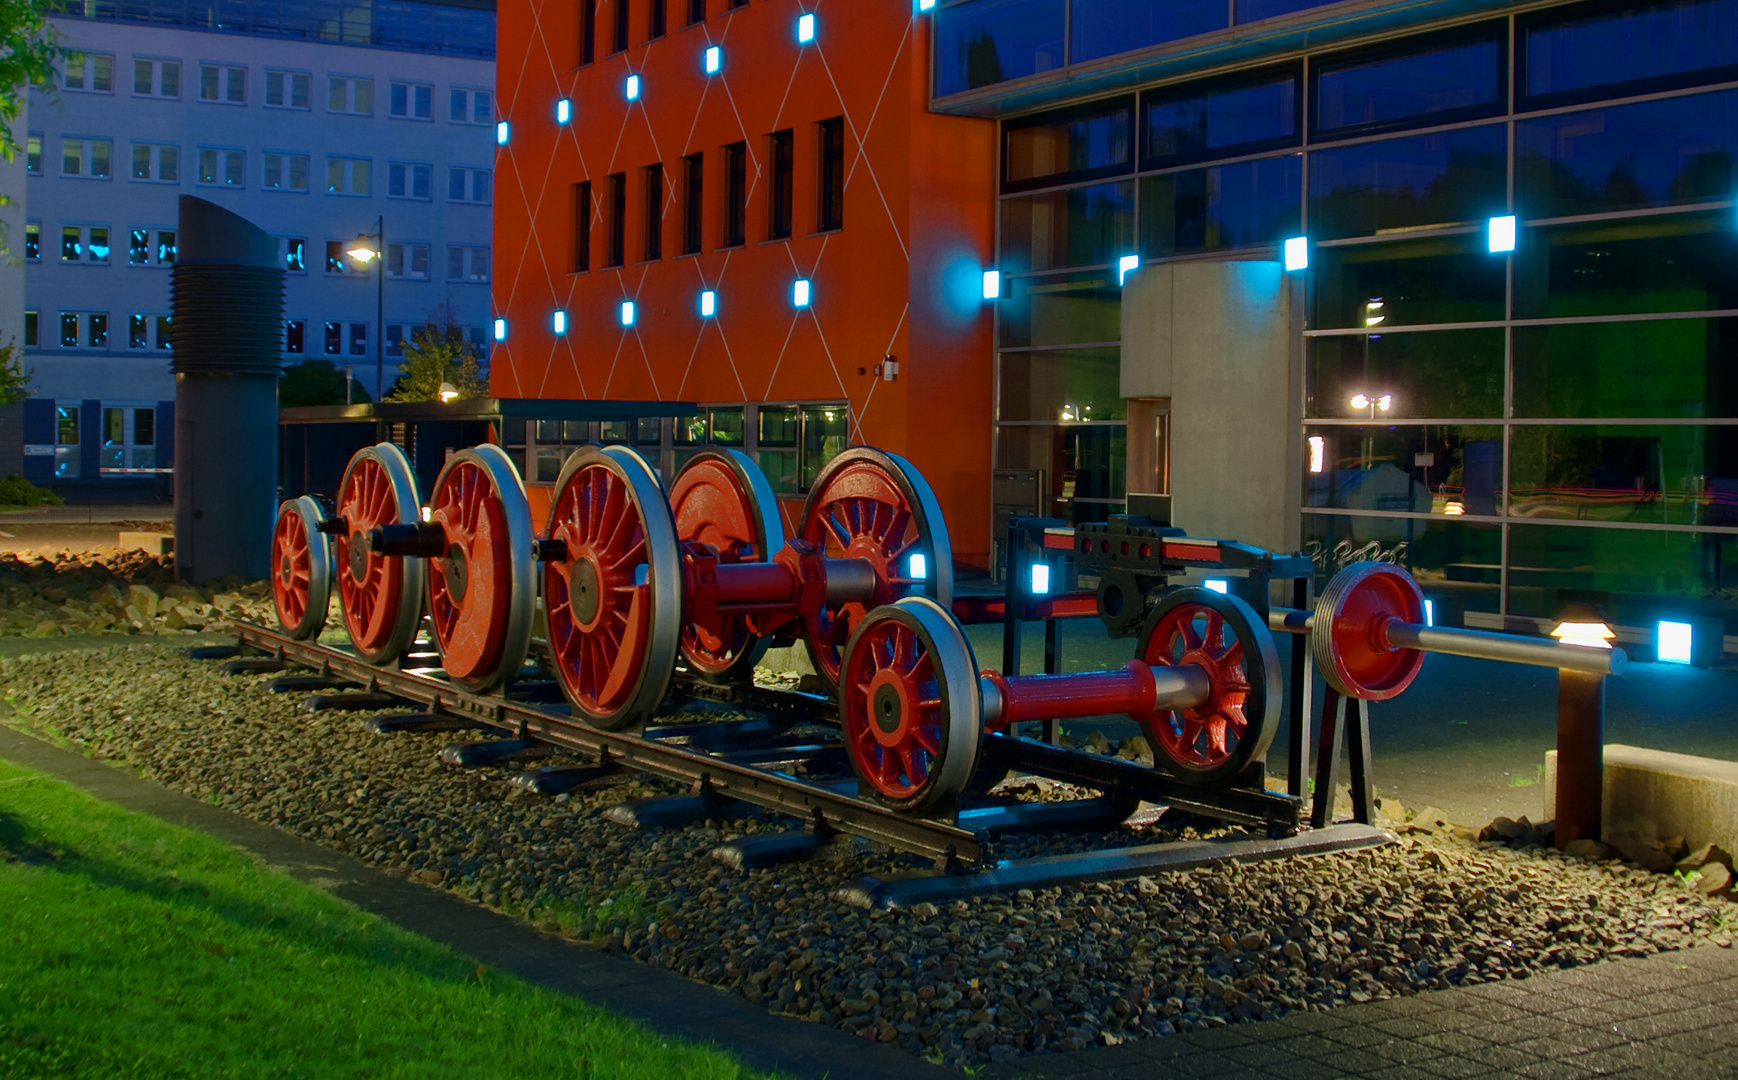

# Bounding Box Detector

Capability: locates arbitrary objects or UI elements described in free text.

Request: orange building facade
[492,0,998,566]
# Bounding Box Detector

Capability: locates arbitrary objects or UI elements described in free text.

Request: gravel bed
[2,644,1731,1070]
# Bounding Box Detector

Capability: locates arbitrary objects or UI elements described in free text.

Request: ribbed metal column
[171,196,285,584]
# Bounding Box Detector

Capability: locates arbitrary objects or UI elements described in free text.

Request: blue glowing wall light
[699,290,716,317]
[555,98,571,123]
[909,552,927,580]
[495,120,510,145]
[797,12,816,42]
[704,46,721,74]
[625,74,641,100]
[1488,215,1517,253]
[792,279,811,307]
[1283,236,1308,271]
[1030,562,1050,595]
[981,270,1000,301]
[917,0,935,10]
[1203,579,1228,594]
[1118,254,1139,286]
[492,318,507,342]
[620,301,636,327]
[1658,620,1693,663]
[552,310,567,334]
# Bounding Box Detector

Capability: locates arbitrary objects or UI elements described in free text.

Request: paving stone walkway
[5,722,1735,1080]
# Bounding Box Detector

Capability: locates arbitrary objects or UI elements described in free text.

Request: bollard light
[1658,620,1693,663]
[1550,603,1615,849]
[1551,605,1616,649]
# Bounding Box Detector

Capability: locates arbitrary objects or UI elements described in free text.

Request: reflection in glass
[1306,330,1504,420]
[1309,125,1506,240]
[998,270,1120,348]
[1302,513,1501,614]
[1237,0,1341,20]
[1143,71,1297,167]
[1521,0,1738,105]
[801,405,849,491]
[1005,99,1131,187]
[1314,34,1502,135]
[1515,212,1738,319]
[1140,155,1300,258]
[999,348,1124,423]
[1000,180,1134,271]
[1514,319,1738,419]
[997,423,1127,525]
[1509,424,1738,528]
[1070,0,1226,66]
[1507,524,1737,631]
[1305,425,1505,516]
[934,0,1064,97]
[1310,235,1504,329]
[709,407,744,446]
[1517,89,1738,219]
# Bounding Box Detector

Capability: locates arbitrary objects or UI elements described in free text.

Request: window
[388,161,432,200]
[448,166,490,204]
[580,0,596,64]
[681,154,702,255]
[607,171,626,266]
[349,322,368,356]
[817,117,844,232]
[263,152,309,192]
[386,242,430,279]
[326,157,371,195]
[325,241,349,274]
[768,129,793,240]
[324,321,342,353]
[54,404,80,479]
[23,223,38,262]
[59,312,109,349]
[448,245,490,282]
[571,181,592,272]
[130,143,179,183]
[198,147,245,187]
[1520,0,1738,109]
[60,225,111,264]
[64,53,114,93]
[127,314,173,351]
[128,228,176,266]
[643,162,663,261]
[1140,70,1297,170]
[284,237,306,272]
[62,138,112,179]
[756,404,849,494]
[1312,25,1505,139]
[23,310,37,347]
[723,141,746,247]
[323,321,368,355]
[1005,98,1134,192]
[686,0,704,25]
[649,0,665,38]
[132,58,179,98]
[1071,0,1226,65]
[612,0,629,52]
[285,319,305,354]
[25,134,39,174]
[103,406,157,471]
[389,81,433,119]
[328,75,373,114]
[265,69,310,109]
[386,324,412,357]
[450,87,491,124]
[199,63,246,103]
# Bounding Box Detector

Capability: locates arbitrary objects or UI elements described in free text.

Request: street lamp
[1550,604,1618,848]
[346,215,385,400]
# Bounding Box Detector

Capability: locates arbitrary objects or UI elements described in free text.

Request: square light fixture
[552,310,567,334]
[492,318,507,342]
[1204,579,1229,594]
[909,552,927,580]
[981,269,1000,301]
[797,12,816,42]
[495,120,509,145]
[1283,236,1308,271]
[1658,620,1693,663]
[1118,254,1140,286]
[620,300,636,327]
[555,98,571,124]
[917,0,935,10]
[792,278,811,307]
[625,74,641,101]
[704,46,721,74]
[1488,215,1517,253]
[1030,562,1050,595]
[699,289,716,317]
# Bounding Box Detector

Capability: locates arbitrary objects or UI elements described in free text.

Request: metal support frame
[1310,688,1374,829]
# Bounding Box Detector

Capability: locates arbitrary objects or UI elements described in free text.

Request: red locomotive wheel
[543,446,680,730]
[669,448,785,684]
[1311,561,1427,701]
[1137,588,1279,787]
[425,445,535,694]
[336,443,425,665]
[798,448,953,693]
[270,496,332,640]
[839,597,981,813]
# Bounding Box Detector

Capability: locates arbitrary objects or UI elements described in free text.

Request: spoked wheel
[425,445,537,695]
[670,448,786,684]
[1312,561,1427,701]
[336,443,425,665]
[1137,587,1280,787]
[543,445,681,730]
[798,448,953,693]
[838,597,981,813]
[270,496,333,641]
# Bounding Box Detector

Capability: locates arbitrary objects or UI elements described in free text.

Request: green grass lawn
[0,758,774,1080]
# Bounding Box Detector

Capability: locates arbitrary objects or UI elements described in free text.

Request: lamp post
[1349,392,1392,469]
[346,216,385,399]
[1550,604,1618,847]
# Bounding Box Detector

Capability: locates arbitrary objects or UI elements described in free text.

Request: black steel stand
[1310,688,1375,829]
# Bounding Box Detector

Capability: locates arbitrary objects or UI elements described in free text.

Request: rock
[126,584,160,618]
[1563,838,1615,861]
[1608,832,1678,874]
[1238,931,1268,951]
[1693,863,1731,895]
[1678,844,1733,873]
[1082,730,1113,755]
[1481,817,1526,842]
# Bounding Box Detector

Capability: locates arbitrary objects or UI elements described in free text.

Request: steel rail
[233,622,991,868]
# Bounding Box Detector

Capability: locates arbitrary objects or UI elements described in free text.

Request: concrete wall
[1121,259,1301,555]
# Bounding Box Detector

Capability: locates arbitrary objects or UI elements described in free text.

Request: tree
[280,358,371,407]
[0,338,33,406]
[0,0,68,255]
[383,304,489,402]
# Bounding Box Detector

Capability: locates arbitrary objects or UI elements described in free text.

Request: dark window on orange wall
[817,116,845,232]
[682,152,703,255]
[643,163,663,260]
[612,0,629,53]
[571,181,591,272]
[580,0,595,64]
[607,171,626,266]
[649,0,665,39]
[727,0,745,8]
[768,129,793,240]
[686,0,704,24]
[723,141,746,247]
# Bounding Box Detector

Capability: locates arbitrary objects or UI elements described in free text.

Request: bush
[0,474,64,507]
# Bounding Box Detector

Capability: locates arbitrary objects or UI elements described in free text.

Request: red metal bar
[709,560,801,604]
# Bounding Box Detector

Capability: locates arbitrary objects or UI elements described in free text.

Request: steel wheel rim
[670,447,785,681]
[798,448,954,693]
[1138,588,1279,784]
[839,597,980,812]
[543,445,680,729]
[1312,561,1427,701]
[336,443,425,664]
[426,444,536,694]
[271,496,332,640]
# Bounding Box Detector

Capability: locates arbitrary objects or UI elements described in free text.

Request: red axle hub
[978,661,1210,733]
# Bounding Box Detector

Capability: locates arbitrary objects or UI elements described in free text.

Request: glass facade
[993,0,1738,634]
[50,0,495,58]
